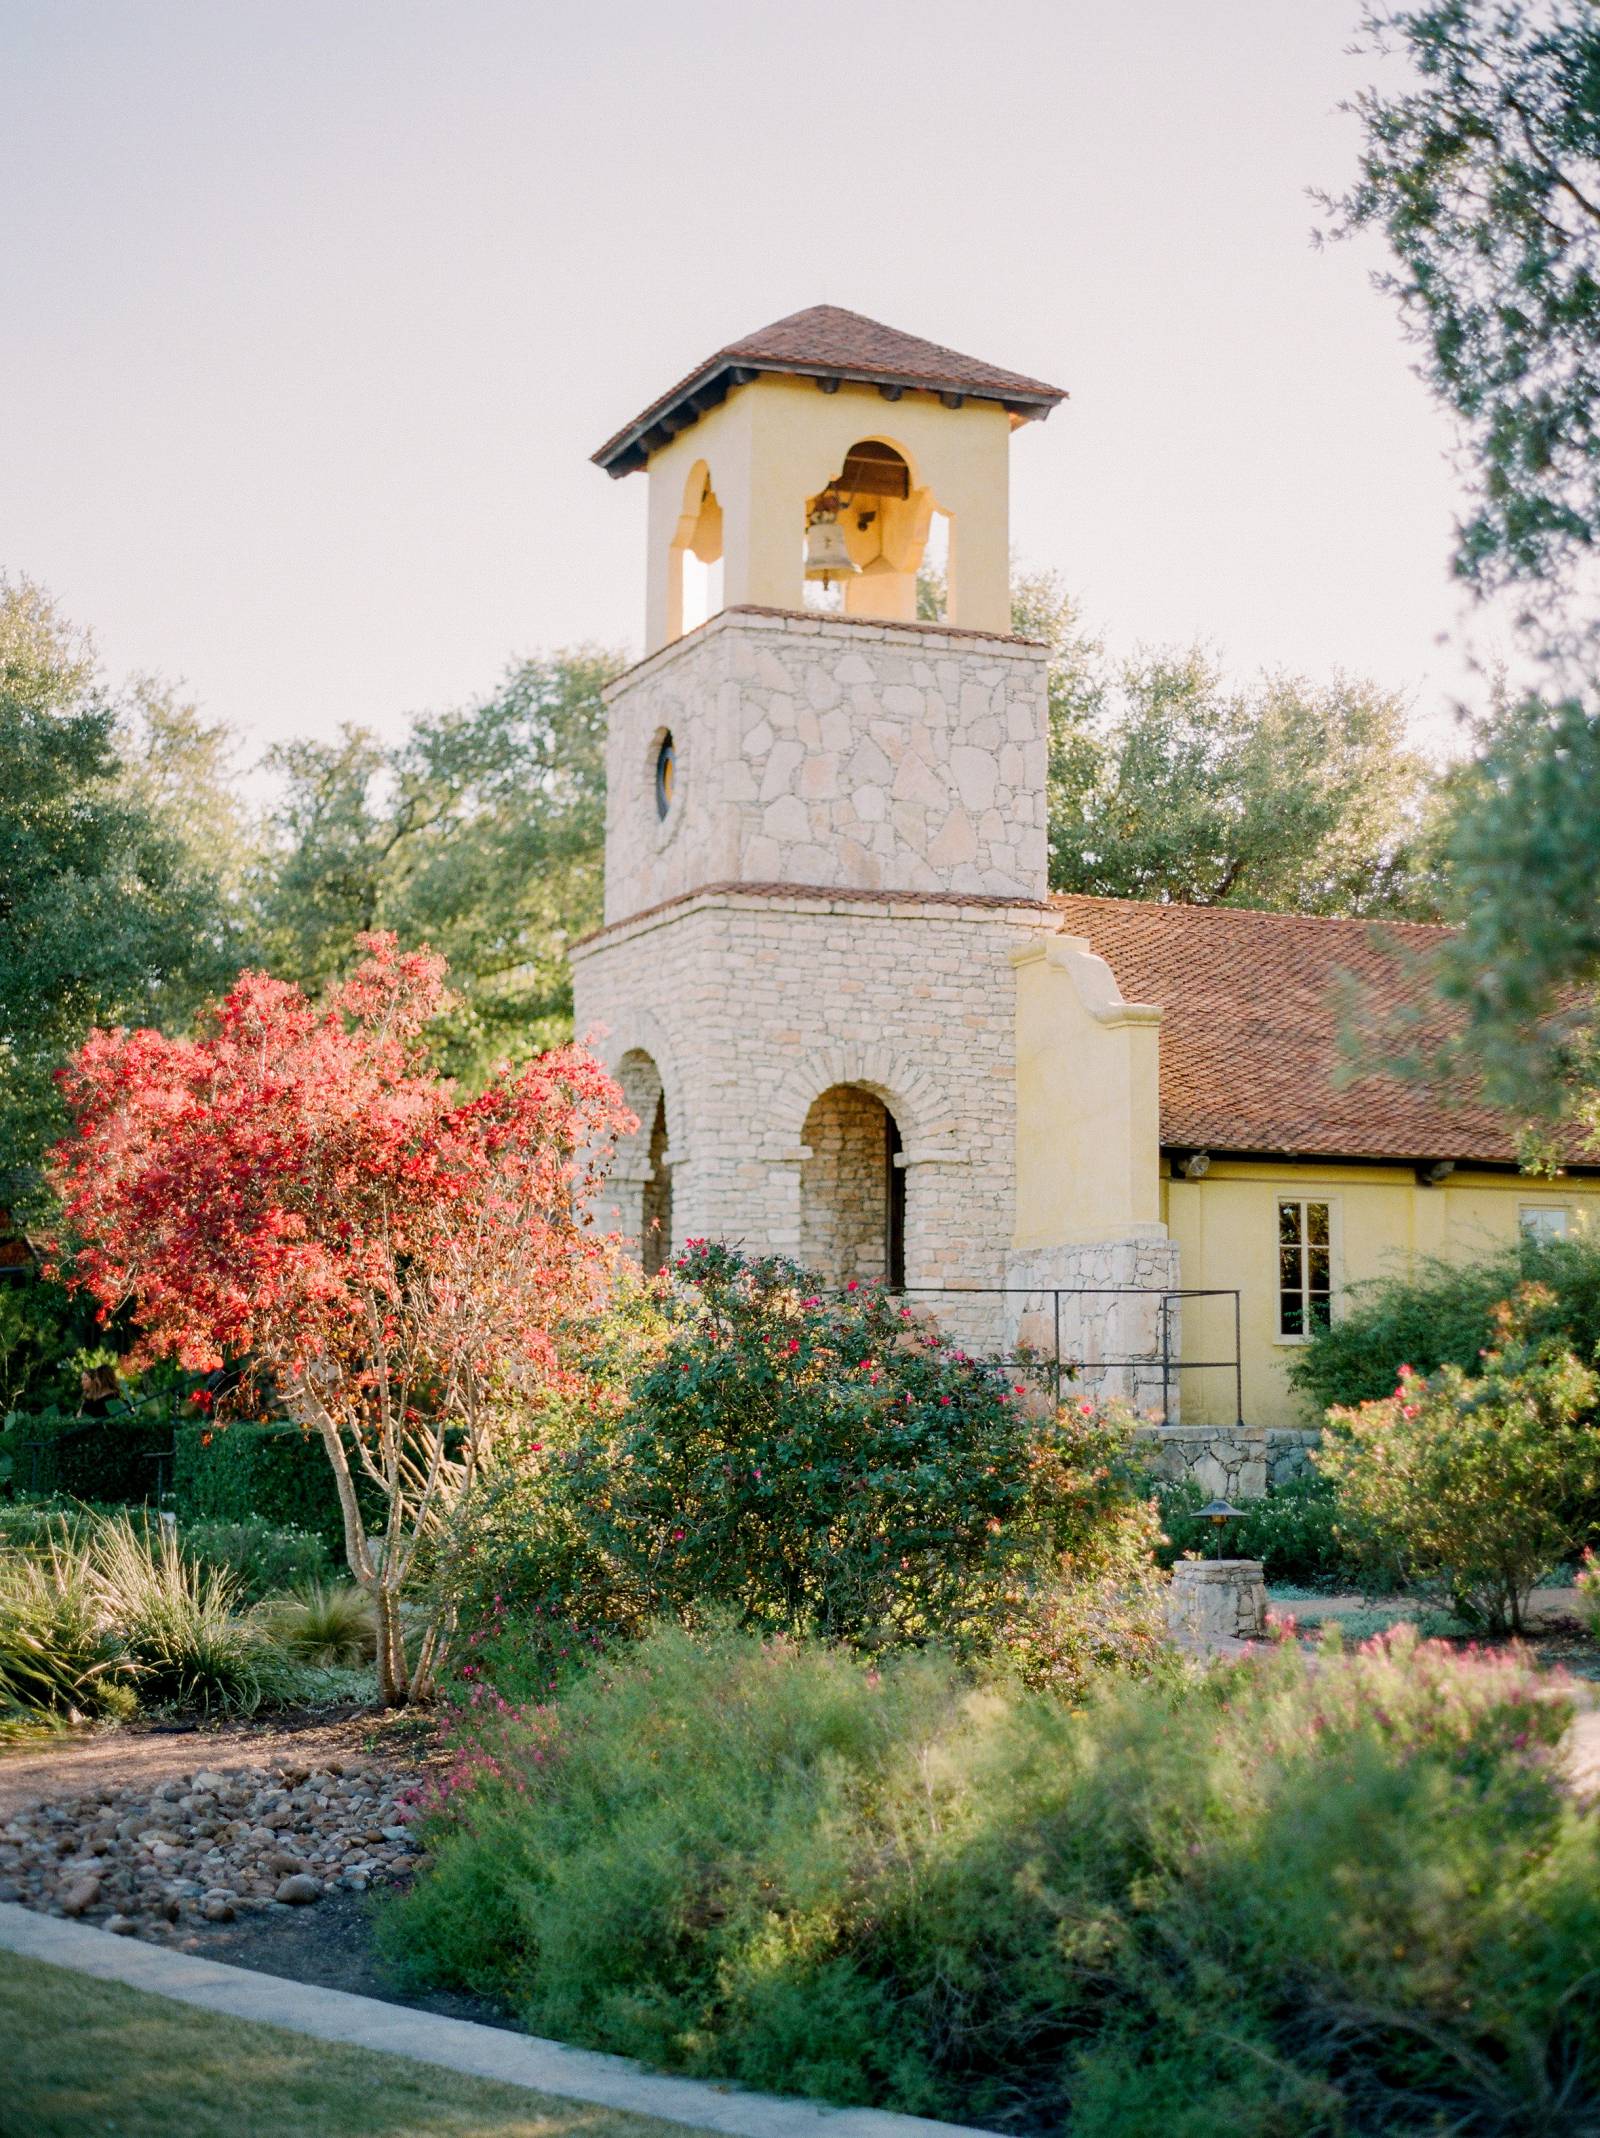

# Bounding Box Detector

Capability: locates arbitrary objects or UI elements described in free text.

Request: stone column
[1166,1559,1267,1651]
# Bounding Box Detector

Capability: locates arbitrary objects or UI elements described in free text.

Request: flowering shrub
[383,1620,1595,2134]
[576,1241,1066,1647]
[428,1245,1170,1708]
[1317,1287,1600,1633]
[49,933,634,1703]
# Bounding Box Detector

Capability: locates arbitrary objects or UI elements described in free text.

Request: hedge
[172,1421,381,1550]
[1288,1231,1600,1414]
[0,1405,175,1503]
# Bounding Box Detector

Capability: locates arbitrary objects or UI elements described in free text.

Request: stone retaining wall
[1133,1423,1320,1499]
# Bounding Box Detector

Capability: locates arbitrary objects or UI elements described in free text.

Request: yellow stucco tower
[573,305,1178,1397]
[592,303,1063,651]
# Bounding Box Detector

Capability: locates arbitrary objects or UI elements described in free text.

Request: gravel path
[0,1707,434,1820]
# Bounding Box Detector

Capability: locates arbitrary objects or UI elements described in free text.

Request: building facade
[574,305,1600,1431]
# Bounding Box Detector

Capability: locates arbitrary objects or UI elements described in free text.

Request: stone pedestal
[1166,1558,1267,1649]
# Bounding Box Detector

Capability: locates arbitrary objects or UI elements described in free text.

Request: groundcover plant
[383,1620,1600,2138]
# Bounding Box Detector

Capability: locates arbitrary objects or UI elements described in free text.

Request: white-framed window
[1520,1203,1574,1243]
[1277,1197,1333,1341]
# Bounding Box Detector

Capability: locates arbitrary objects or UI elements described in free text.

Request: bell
[804,513,858,583]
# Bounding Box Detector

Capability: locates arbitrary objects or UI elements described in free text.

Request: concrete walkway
[0,1903,995,2138]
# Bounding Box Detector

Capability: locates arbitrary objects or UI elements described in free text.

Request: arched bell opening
[667,459,724,641]
[615,1049,674,1275]
[802,440,936,625]
[799,1083,906,1291]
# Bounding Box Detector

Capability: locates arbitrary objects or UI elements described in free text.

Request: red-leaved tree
[50,933,635,1703]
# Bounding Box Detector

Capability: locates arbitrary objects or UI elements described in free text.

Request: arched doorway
[641,1089,672,1276]
[616,1050,673,1275]
[799,1084,905,1290]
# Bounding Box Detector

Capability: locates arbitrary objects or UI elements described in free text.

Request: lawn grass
[1,1949,719,2138]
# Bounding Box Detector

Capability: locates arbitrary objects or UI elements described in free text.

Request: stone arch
[802,433,939,626]
[611,1048,673,1274]
[764,1045,956,1164]
[667,458,723,640]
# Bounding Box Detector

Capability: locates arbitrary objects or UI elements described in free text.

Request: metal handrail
[823,1283,1244,1428]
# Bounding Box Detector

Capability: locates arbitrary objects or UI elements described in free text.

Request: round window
[655,733,675,820]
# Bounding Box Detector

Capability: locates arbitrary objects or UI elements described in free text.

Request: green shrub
[0,1496,118,1553]
[91,1514,293,1716]
[384,1620,1595,2136]
[1289,1229,1600,1414]
[172,1419,379,1550]
[1578,1548,1600,1639]
[436,1244,1164,1690]
[1152,1469,1375,1589]
[1318,1289,1600,1632]
[178,1517,330,1603]
[257,1581,376,1666]
[1,1401,174,1503]
[0,1268,109,1417]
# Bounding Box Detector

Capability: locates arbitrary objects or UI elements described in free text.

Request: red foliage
[53,934,632,1391]
[48,935,635,1698]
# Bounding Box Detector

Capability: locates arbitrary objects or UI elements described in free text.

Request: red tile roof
[593,305,1067,475]
[1052,893,1580,1167]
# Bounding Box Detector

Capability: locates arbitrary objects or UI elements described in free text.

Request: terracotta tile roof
[593,305,1067,475]
[1052,893,1583,1167]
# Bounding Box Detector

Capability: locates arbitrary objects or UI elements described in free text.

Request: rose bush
[435,1244,1167,1688]
[1317,1287,1600,1633]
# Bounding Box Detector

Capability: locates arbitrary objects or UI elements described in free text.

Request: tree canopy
[250,646,620,1082]
[0,577,233,1186]
[1331,4,1600,1126]
[1003,569,1446,917]
[1327,1,1600,599]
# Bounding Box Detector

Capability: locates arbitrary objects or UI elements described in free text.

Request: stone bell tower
[571,305,1177,1380]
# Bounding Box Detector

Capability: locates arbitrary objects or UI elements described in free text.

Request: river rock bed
[0,1755,421,1937]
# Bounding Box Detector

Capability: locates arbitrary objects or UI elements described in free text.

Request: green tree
[0,577,231,1186]
[927,561,1444,915]
[1327,1,1600,598]
[1329,4,1600,1123]
[251,646,622,1078]
[1049,646,1445,914]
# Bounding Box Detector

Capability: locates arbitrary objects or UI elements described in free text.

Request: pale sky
[3,0,1496,769]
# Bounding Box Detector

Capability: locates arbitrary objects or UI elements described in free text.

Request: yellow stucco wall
[1011,933,1163,1244]
[1163,1159,1600,1427]
[642,374,1015,649]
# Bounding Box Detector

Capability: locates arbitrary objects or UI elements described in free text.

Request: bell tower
[570,304,1179,1368]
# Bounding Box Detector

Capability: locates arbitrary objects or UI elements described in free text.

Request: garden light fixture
[1195,1496,1245,1559]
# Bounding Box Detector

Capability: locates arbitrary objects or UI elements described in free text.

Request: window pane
[1307,1202,1330,1247]
[1280,1247,1302,1290]
[1281,1296,1304,1337]
[1520,1206,1573,1242]
[1309,1295,1332,1330]
[1279,1202,1301,1246]
[1308,1246,1331,1291]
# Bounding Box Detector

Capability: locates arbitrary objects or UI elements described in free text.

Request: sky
[2,0,1497,771]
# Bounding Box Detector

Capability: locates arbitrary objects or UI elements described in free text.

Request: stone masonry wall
[1006,1237,1184,1417]
[1132,1425,1321,1499]
[573,888,1061,1355]
[601,608,1050,923]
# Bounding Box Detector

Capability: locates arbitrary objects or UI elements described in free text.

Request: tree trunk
[375,1582,409,1707]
